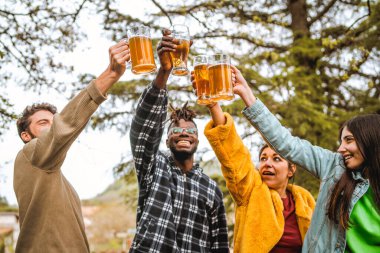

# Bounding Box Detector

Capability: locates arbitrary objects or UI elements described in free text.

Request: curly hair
[17,103,57,140]
[167,102,197,133]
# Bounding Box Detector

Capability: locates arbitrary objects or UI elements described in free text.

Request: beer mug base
[211,93,234,102]
[172,68,189,76]
[197,98,212,105]
[132,64,157,75]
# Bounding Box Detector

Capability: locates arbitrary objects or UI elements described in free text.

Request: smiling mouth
[262,171,275,176]
[344,155,353,161]
[176,140,192,147]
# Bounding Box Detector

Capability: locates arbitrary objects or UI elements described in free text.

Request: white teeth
[344,155,352,161]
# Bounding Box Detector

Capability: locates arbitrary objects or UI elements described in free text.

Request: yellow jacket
[204,113,315,253]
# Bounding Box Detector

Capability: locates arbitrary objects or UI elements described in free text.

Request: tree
[0,0,88,135]
[89,0,380,195]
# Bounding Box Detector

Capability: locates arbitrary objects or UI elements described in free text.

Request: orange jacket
[204,113,315,253]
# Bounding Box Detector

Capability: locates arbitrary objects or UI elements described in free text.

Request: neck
[277,186,288,198]
[172,155,194,174]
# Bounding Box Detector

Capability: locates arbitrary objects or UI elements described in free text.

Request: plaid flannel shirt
[129,83,229,253]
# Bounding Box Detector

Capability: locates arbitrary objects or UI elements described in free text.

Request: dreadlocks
[168,102,197,132]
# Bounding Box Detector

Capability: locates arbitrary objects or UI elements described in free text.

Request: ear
[21,131,32,143]
[288,164,296,178]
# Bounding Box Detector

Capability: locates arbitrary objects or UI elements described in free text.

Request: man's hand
[107,40,131,79]
[157,29,177,72]
[96,40,130,95]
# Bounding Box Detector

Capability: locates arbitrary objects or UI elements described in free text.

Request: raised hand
[231,65,256,107]
[108,40,131,78]
[157,29,178,72]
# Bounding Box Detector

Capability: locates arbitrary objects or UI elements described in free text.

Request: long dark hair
[327,114,380,229]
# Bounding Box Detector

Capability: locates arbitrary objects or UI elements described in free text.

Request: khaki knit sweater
[204,113,315,253]
[13,81,106,253]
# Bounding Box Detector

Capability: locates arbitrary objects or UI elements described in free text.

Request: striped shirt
[129,84,229,253]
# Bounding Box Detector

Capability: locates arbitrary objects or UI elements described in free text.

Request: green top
[345,186,380,253]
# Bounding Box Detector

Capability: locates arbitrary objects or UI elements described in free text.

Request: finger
[115,50,130,60]
[162,28,172,36]
[160,40,177,49]
[110,44,129,56]
[157,46,176,55]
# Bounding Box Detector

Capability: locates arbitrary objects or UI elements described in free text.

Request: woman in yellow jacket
[203,102,315,253]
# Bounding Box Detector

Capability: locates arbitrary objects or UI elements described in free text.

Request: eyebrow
[342,135,354,141]
[35,119,50,124]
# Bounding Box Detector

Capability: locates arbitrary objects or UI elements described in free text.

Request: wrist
[242,93,256,107]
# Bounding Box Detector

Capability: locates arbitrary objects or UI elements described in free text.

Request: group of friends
[13,29,380,253]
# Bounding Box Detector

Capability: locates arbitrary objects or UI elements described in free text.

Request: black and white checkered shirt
[129,84,229,253]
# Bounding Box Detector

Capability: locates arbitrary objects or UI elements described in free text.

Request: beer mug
[170,25,190,76]
[126,25,157,75]
[208,54,234,101]
[193,55,212,105]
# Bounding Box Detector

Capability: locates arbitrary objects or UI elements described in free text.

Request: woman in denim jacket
[230,66,380,253]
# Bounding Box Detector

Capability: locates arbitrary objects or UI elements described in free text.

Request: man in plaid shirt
[129,30,229,253]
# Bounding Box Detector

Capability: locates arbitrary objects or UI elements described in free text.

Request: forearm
[208,103,226,126]
[95,69,122,95]
[240,90,256,108]
[152,67,171,90]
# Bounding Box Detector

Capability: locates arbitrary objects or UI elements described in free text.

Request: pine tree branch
[193,32,289,51]
[308,0,338,25]
[151,0,172,26]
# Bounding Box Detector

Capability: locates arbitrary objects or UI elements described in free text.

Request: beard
[169,145,198,161]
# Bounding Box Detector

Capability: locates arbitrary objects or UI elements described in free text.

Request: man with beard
[129,30,229,253]
[14,40,130,252]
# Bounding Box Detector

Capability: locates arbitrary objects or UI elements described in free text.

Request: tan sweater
[204,113,315,253]
[13,81,106,253]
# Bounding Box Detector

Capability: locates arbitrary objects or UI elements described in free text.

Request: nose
[264,159,273,167]
[337,143,345,153]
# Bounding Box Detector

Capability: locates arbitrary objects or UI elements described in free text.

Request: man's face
[166,119,199,160]
[21,110,54,143]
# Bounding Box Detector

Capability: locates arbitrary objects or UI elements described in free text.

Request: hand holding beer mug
[193,55,212,105]
[208,54,234,101]
[126,25,157,74]
[170,24,190,76]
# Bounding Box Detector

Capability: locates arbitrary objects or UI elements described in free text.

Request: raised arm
[130,29,178,182]
[204,105,257,205]
[232,66,340,180]
[27,41,130,170]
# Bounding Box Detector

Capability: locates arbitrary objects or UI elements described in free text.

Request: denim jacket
[242,99,370,253]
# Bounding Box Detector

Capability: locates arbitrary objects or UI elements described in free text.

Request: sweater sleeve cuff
[204,113,234,142]
[86,80,107,105]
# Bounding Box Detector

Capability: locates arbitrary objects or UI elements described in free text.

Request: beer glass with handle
[208,54,234,101]
[170,24,190,76]
[126,25,157,74]
[193,55,212,105]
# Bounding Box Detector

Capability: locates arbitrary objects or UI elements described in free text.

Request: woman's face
[338,126,365,170]
[259,147,294,193]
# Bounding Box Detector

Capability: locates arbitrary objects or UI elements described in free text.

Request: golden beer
[170,39,190,76]
[129,35,156,74]
[208,63,234,101]
[194,64,211,105]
